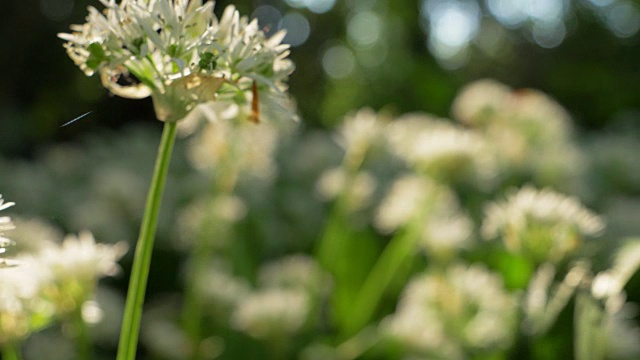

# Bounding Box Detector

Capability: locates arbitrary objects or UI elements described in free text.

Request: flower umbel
[59,0,294,122]
[482,186,605,263]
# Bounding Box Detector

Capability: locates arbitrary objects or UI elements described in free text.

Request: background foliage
[1,0,640,359]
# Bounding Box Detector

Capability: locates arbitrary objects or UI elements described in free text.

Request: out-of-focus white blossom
[195,261,251,318]
[177,195,246,249]
[451,79,512,125]
[35,231,127,314]
[482,186,604,262]
[9,217,63,254]
[592,240,640,300]
[375,175,473,257]
[451,79,583,190]
[387,114,497,186]
[59,1,295,122]
[0,259,54,345]
[231,288,310,339]
[336,108,389,169]
[0,195,16,260]
[316,167,376,212]
[187,117,281,187]
[382,264,517,358]
[258,255,330,298]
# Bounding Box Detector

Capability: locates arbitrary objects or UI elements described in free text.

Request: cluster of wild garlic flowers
[387,113,497,186]
[482,186,605,263]
[383,264,517,358]
[451,79,584,189]
[194,255,325,341]
[59,0,294,122]
[0,196,126,345]
[374,175,473,259]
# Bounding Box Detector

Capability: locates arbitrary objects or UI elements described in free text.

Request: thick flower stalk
[59,2,295,360]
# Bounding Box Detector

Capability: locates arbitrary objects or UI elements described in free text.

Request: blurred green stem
[2,343,22,360]
[117,121,178,360]
[574,291,606,360]
[182,236,214,360]
[345,213,424,336]
[74,305,93,360]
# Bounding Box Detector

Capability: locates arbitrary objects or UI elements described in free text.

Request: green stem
[345,216,424,336]
[74,305,93,360]
[182,237,214,360]
[2,343,22,360]
[117,121,178,360]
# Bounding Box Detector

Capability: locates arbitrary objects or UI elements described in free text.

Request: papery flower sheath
[59,0,295,122]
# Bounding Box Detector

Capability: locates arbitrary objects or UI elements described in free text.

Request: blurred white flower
[187,117,282,186]
[0,259,54,345]
[231,288,310,339]
[336,108,389,169]
[375,175,474,257]
[316,167,376,212]
[592,240,640,300]
[0,195,16,257]
[387,113,497,186]
[382,264,517,358]
[451,79,511,125]
[195,261,251,318]
[35,231,127,314]
[177,194,246,249]
[451,79,584,190]
[482,186,604,262]
[10,217,64,254]
[59,1,295,122]
[258,254,330,298]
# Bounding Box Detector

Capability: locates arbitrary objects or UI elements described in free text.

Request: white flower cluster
[451,79,584,190]
[187,117,282,184]
[0,229,126,345]
[387,113,497,186]
[59,0,294,122]
[0,195,16,263]
[375,175,473,258]
[230,255,329,341]
[383,264,517,358]
[482,186,605,262]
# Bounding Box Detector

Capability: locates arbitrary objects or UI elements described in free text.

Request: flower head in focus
[482,186,605,263]
[59,0,295,123]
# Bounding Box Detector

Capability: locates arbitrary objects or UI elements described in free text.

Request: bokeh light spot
[322,45,356,79]
[286,0,336,14]
[347,11,383,47]
[307,0,337,14]
[532,20,567,48]
[606,1,640,38]
[279,12,311,47]
[252,5,282,37]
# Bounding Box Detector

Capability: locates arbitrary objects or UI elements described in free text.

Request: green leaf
[86,42,106,70]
